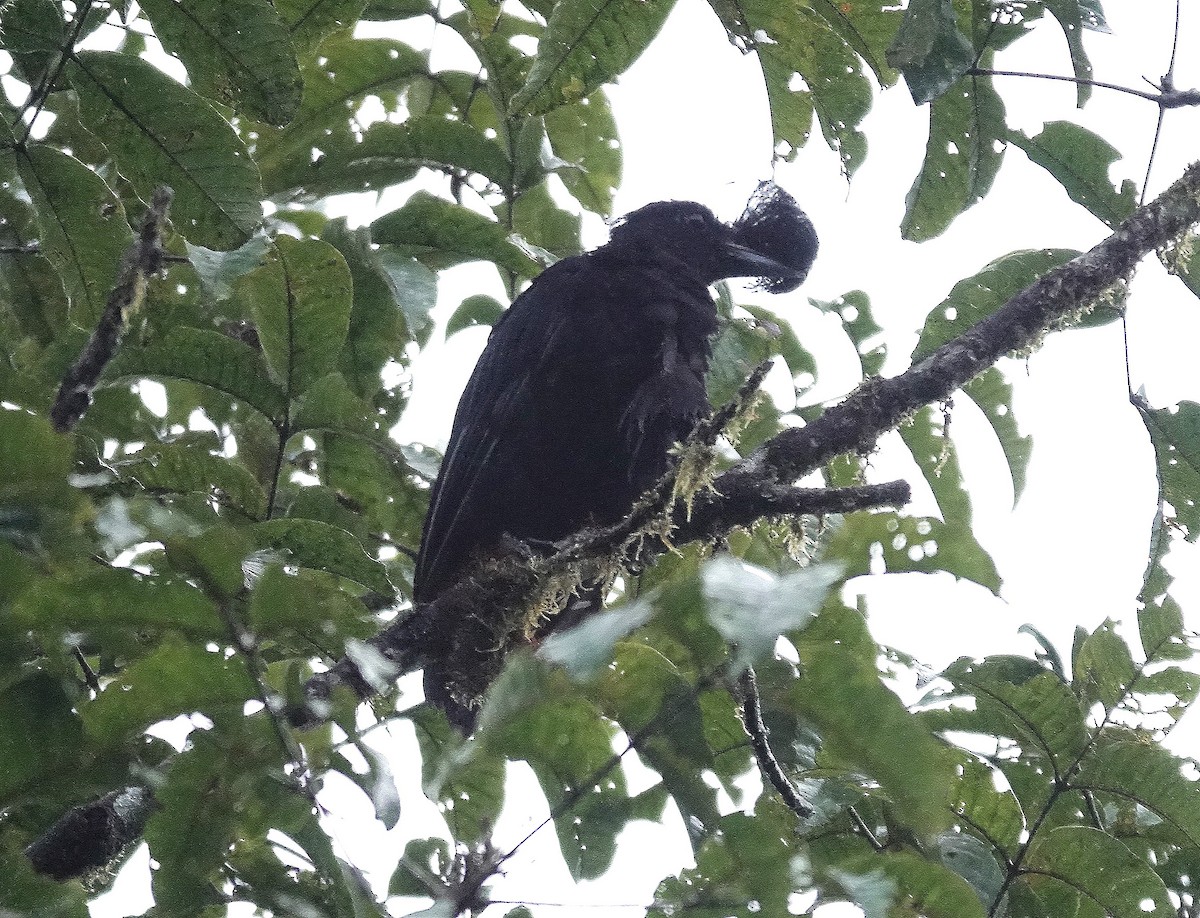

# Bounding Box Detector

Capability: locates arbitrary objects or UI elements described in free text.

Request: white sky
[91,3,1200,917]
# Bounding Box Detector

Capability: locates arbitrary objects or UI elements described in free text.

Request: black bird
[414,185,817,719]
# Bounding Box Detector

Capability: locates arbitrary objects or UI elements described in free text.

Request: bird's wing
[413,261,582,601]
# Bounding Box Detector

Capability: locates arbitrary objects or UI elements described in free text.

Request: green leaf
[0,671,84,808]
[291,372,395,448]
[941,656,1089,769]
[253,36,428,192]
[274,0,369,50]
[1072,619,1135,709]
[325,220,437,397]
[0,0,65,52]
[965,367,1033,504]
[510,180,583,258]
[794,605,956,837]
[138,0,303,125]
[825,511,1001,593]
[69,51,263,250]
[82,640,256,746]
[446,294,506,338]
[300,116,512,197]
[1075,737,1200,852]
[899,404,971,519]
[828,844,989,918]
[1138,401,1200,541]
[146,719,303,910]
[104,326,287,421]
[115,439,269,519]
[914,249,1080,358]
[0,0,66,89]
[710,1,891,172]
[16,145,133,327]
[478,657,628,881]
[237,236,353,397]
[886,0,973,104]
[810,0,901,86]
[652,802,797,915]
[510,0,676,115]
[14,565,223,639]
[901,70,1006,240]
[371,191,539,277]
[247,563,373,644]
[1042,0,1095,107]
[0,407,78,513]
[250,518,394,595]
[1022,826,1172,917]
[595,641,722,834]
[544,90,621,213]
[0,833,90,917]
[412,707,505,844]
[951,757,1025,856]
[810,289,886,378]
[1010,122,1137,227]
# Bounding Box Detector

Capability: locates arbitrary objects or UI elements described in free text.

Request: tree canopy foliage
[1,1,1200,916]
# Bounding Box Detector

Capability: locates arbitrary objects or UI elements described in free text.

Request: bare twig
[967,67,1200,108]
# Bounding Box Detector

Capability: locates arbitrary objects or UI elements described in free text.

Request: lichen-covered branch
[49,187,176,433]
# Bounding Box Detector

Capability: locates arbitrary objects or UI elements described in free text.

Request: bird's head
[607,185,817,292]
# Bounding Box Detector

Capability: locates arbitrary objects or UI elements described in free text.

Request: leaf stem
[967,66,1200,108]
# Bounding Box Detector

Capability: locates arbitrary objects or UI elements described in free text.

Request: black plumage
[413,186,816,717]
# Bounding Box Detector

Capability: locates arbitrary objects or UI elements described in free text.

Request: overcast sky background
[89,2,1200,916]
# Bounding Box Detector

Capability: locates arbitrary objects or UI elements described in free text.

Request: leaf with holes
[885,0,973,104]
[545,90,621,213]
[1139,400,1200,541]
[250,518,394,595]
[372,191,539,277]
[104,327,286,422]
[1071,619,1136,710]
[138,0,302,124]
[273,0,370,50]
[69,51,262,250]
[511,0,676,115]
[1011,121,1137,227]
[1075,736,1200,854]
[82,640,257,746]
[793,604,957,837]
[1042,0,1096,107]
[965,367,1033,504]
[253,36,428,194]
[16,145,132,327]
[1022,826,1171,918]
[116,439,269,519]
[942,656,1089,769]
[902,70,1006,240]
[237,236,353,397]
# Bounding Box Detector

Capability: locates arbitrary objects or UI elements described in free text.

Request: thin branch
[737,667,813,818]
[967,67,1200,108]
[16,0,96,146]
[72,648,100,695]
